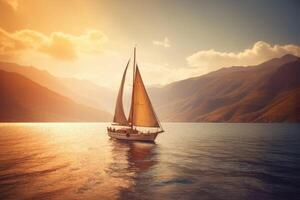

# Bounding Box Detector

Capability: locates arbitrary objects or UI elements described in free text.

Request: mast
[130,47,136,129]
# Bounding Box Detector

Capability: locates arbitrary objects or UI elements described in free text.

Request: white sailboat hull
[107,130,160,142]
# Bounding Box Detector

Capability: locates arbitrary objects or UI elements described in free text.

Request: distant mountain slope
[61,77,115,112]
[0,62,115,113]
[0,70,111,122]
[149,54,300,122]
[1,54,299,123]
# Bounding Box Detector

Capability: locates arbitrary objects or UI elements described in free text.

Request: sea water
[0,123,299,200]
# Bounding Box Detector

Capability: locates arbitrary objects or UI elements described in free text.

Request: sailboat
[107,47,164,142]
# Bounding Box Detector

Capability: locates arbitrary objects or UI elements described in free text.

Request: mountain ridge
[0,61,115,113]
[0,54,299,122]
[149,54,300,122]
[0,70,111,122]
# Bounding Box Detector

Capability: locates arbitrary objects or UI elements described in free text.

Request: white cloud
[187,41,300,73]
[127,41,300,87]
[1,0,18,10]
[153,37,170,48]
[0,28,108,61]
[139,62,199,86]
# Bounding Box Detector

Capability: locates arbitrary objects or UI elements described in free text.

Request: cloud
[1,0,18,10]
[39,32,77,60]
[187,41,300,73]
[0,28,108,61]
[139,62,200,86]
[0,28,27,60]
[153,37,170,48]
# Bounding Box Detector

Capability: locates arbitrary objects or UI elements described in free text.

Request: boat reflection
[106,139,159,199]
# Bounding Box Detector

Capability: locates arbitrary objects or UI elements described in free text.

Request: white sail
[129,65,160,127]
[113,59,130,125]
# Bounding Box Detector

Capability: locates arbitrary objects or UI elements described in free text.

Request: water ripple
[0,123,299,200]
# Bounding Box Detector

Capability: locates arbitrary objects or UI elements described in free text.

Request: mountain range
[0,62,116,112]
[0,70,111,122]
[149,54,300,122]
[0,54,299,122]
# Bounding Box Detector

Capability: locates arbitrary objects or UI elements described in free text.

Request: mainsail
[113,59,130,125]
[128,65,160,127]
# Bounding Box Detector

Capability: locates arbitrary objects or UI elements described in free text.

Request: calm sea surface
[0,123,299,200]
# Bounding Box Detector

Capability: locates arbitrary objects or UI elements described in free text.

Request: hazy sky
[0,0,300,88]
